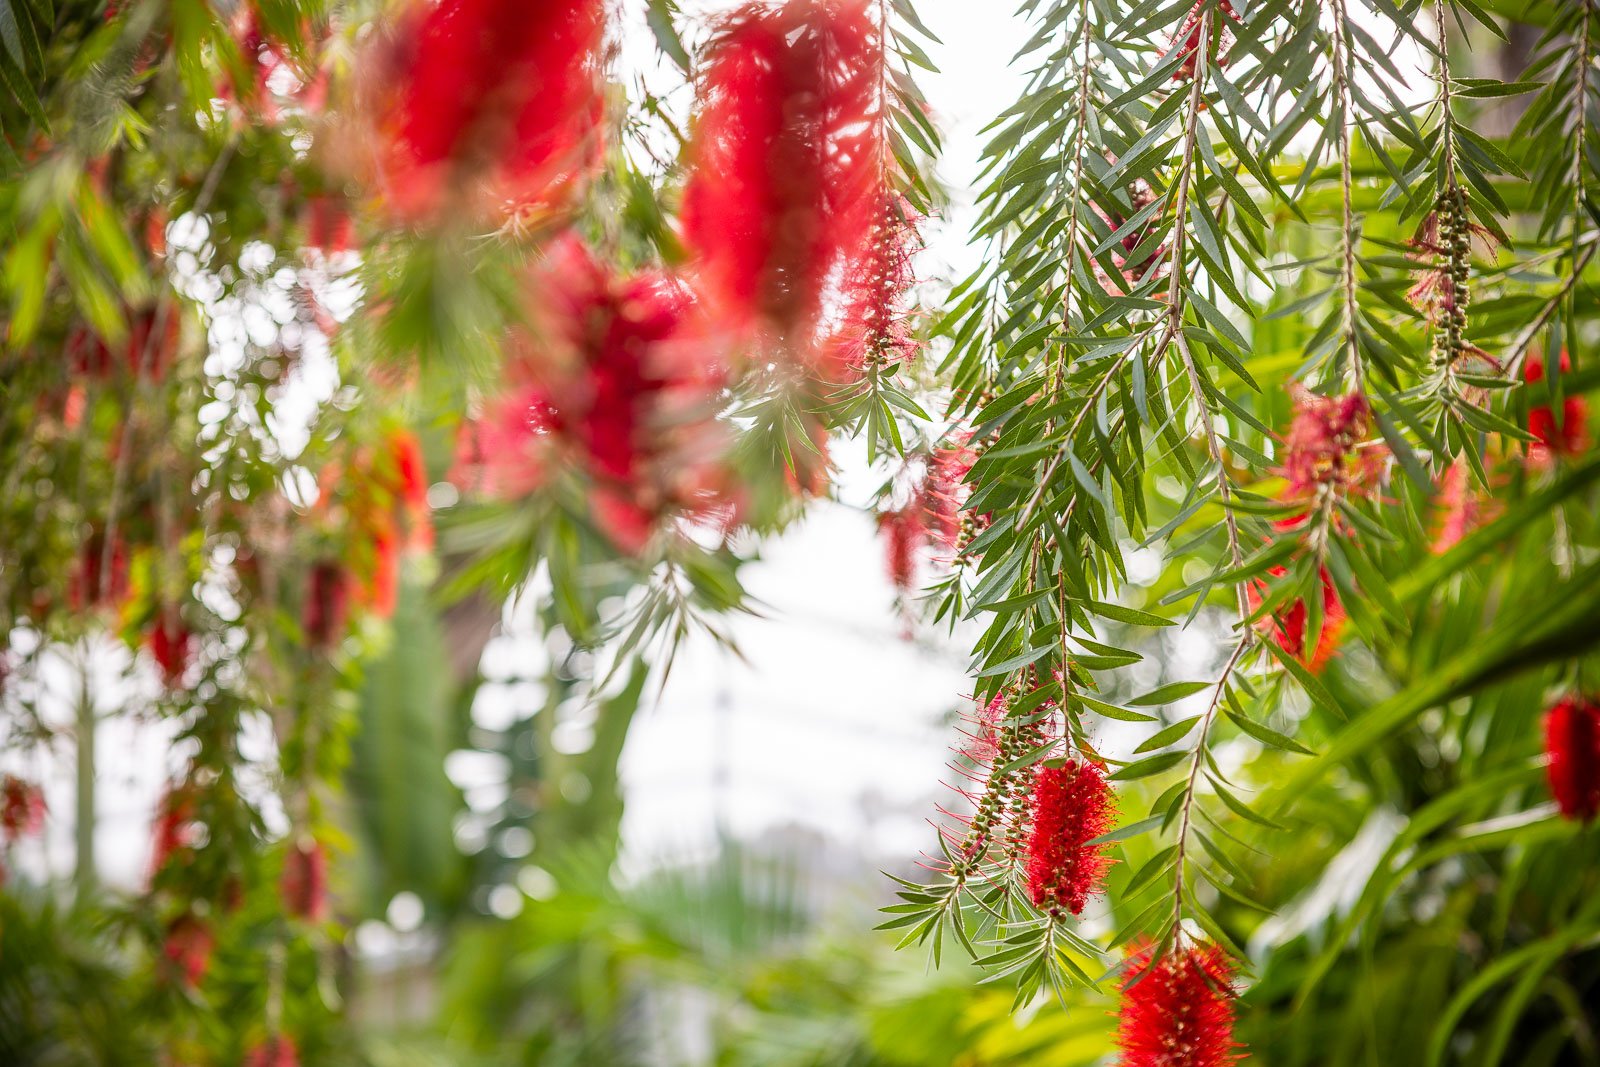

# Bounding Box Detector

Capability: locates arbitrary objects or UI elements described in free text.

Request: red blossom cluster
[1525,352,1590,462]
[307,428,433,643]
[355,0,606,223]
[1404,206,1495,330]
[162,912,214,988]
[1430,458,1496,554]
[1116,943,1243,1067]
[146,605,193,688]
[828,197,923,372]
[454,239,729,552]
[1,775,47,842]
[1544,695,1600,823]
[281,837,329,922]
[939,686,1116,918]
[681,0,907,371]
[244,1036,300,1067]
[1246,565,1346,674]
[1279,388,1374,505]
[877,438,976,593]
[1024,758,1116,917]
[67,305,181,382]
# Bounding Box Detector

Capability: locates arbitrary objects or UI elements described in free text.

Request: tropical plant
[2,0,1599,1064]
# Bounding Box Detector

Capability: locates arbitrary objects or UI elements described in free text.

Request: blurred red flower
[1545,695,1600,823]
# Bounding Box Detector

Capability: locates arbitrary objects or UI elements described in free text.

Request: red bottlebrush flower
[459,239,728,550]
[388,429,432,518]
[1525,352,1590,460]
[1431,458,1495,554]
[281,837,329,922]
[149,787,200,881]
[1166,0,1238,81]
[1,776,47,842]
[303,560,351,649]
[1544,695,1600,823]
[1280,388,1372,502]
[876,436,975,593]
[69,530,130,612]
[162,913,214,988]
[681,0,887,358]
[827,197,922,375]
[304,195,354,255]
[244,1036,300,1067]
[878,506,924,593]
[1024,759,1115,917]
[146,607,193,688]
[362,0,606,222]
[1116,944,1243,1067]
[1246,565,1346,673]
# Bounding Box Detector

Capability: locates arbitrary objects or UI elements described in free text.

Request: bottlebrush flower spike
[681,0,892,362]
[245,1036,300,1067]
[1246,565,1346,673]
[1525,352,1590,461]
[1280,387,1372,503]
[456,238,728,552]
[1431,458,1495,554]
[303,560,351,649]
[1,776,46,842]
[162,912,214,988]
[1024,759,1115,917]
[828,196,923,374]
[282,837,329,922]
[1544,695,1600,823]
[877,437,976,593]
[146,607,193,688]
[360,0,606,223]
[1116,943,1243,1067]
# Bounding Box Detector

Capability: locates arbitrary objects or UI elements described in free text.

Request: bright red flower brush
[1024,758,1116,916]
[282,837,329,922]
[244,1036,300,1067]
[162,912,214,988]
[1,776,46,842]
[456,238,728,551]
[1116,943,1244,1067]
[303,560,351,650]
[1246,565,1346,674]
[1525,352,1590,461]
[362,0,606,222]
[681,0,894,362]
[146,606,193,688]
[1280,388,1372,503]
[1544,695,1600,823]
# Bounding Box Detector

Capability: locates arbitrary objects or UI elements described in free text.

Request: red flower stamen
[1,776,47,842]
[1525,352,1590,461]
[1116,944,1244,1067]
[1544,695,1600,823]
[1024,758,1116,917]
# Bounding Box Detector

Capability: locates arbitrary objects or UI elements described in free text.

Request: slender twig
[1327,0,1364,389]
[1170,629,1252,932]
